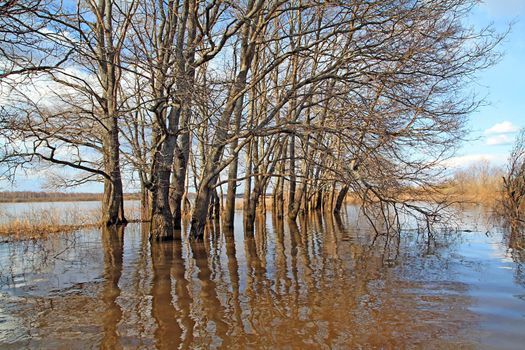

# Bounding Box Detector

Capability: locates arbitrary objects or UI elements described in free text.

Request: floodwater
[0,200,141,224]
[0,205,524,349]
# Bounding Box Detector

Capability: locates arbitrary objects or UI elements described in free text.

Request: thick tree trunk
[190,181,215,239]
[149,0,193,240]
[223,93,245,228]
[101,115,126,226]
[288,159,308,221]
[288,182,305,221]
[102,175,126,226]
[150,107,181,240]
[171,4,196,229]
[315,189,323,210]
[171,109,191,230]
[209,188,220,220]
[334,185,350,214]
[273,177,284,218]
[150,165,177,240]
[244,185,259,234]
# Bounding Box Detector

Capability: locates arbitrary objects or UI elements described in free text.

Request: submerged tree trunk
[98,0,126,227]
[150,0,192,241]
[102,129,126,225]
[333,185,349,214]
[190,181,215,239]
[150,106,183,240]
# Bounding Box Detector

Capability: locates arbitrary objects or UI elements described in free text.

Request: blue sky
[451,0,525,167]
[1,0,524,192]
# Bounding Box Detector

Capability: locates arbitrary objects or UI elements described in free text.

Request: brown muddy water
[1,205,525,349]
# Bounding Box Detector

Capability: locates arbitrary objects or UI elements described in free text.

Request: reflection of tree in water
[495,208,525,288]
[332,206,464,271]
[0,209,485,348]
[101,225,124,349]
[506,224,525,289]
[0,230,98,291]
[150,238,182,349]
[190,238,230,348]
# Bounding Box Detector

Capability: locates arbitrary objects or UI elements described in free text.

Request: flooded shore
[0,205,524,349]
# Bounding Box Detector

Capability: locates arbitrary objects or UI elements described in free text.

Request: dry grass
[0,204,142,240]
[0,208,98,240]
[0,191,140,203]
[444,161,504,205]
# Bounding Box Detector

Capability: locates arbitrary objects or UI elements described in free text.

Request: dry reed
[0,204,142,240]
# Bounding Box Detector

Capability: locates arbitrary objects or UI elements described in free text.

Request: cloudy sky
[2,0,525,192]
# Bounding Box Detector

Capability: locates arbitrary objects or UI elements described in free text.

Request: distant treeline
[0,192,140,203]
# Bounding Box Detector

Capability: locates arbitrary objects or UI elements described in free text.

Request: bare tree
[1,0,139,225]
[503,129,525,224]
[0,0,503,240]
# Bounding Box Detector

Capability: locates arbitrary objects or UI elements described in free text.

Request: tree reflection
[151,239,182,349]
[507,224,525,289]
[101,225,124,349]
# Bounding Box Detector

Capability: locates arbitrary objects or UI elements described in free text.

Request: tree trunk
[140,181,150,222]
[150,107,182,240]
[171,110,191,230]
[101,109,125,225]
[333,185,349,214]
[223,93,245,228]
[171,3,196,229]
[149,154,178,240]
[99,0,125,227]
[190,181,215,239]
[288,134,296,216]
[150,0,192,240]
[190,3,257,239]
[315,189,323,210]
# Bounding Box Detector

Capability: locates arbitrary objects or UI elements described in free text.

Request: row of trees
[0,0,501,240]
[451,159,503,204]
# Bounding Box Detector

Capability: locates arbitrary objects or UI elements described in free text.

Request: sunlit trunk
[223,92,245,228]
[101,99,125,226]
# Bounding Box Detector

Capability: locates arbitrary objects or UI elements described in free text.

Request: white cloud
[486,134,513,146]
[443,154,497,168]
[485,121,519,134]
[481,0,525,17]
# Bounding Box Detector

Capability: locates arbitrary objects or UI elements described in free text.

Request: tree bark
[333,185,349,214]
[223,95,244,228]
[102,128,126,225]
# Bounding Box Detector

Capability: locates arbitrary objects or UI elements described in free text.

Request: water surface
[0,205,524,349]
